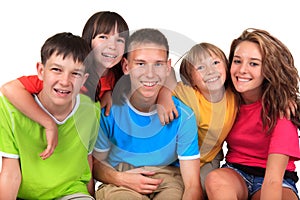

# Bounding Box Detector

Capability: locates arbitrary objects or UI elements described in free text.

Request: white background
[0,0,299,193]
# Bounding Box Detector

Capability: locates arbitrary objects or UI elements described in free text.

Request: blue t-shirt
[94,96,200,167]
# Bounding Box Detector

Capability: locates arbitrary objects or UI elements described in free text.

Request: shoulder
[172,96,195,118]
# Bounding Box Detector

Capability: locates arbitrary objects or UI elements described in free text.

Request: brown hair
[179,42,229,88]
[228,28,300,132]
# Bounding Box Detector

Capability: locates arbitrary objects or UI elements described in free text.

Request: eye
[233,59,241,64]
[196,65,205,71]
[117,37,125,44]
[213,60,220,66]
[154,62,163,67]
[72,71,83,78]
[135,62,145,67]
[51,67,62,72]
[250,62,259,67]
[97,34,108,40]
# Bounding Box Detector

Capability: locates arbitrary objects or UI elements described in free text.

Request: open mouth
[102,53,117,59]
[205,76,220,83]
[54,88,71,94]
[141,81,158,87]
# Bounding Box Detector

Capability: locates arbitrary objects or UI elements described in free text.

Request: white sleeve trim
[0,151,19,159]
[178,153,200,160]
[93,147,110,153]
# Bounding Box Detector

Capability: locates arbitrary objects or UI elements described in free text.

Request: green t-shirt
[0,93,100,199]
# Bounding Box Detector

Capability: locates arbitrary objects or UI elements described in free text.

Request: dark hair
[82,11,129,102]
[41,32,91,73]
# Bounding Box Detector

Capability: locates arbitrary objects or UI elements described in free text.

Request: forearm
[93,159,122,186]
[0,158,21,200]
[261,181,283,200]
[87,155,95,196]
[1,80,55,128]
[183,186,203,200]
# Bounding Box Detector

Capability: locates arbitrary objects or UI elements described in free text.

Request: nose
[107,36,116,50]
[59,73,70,86]
[145,64,154,78]
[206,64,217,75]
[238,62,248,74]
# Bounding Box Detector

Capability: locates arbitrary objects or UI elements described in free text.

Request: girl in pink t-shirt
[205,28,300,200]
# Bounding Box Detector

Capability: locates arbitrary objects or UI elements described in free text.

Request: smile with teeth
[102,53,117,58]
[205,77,219,83]
[141,81,158,87]
[237,77,251,82]
[54,88,71,94]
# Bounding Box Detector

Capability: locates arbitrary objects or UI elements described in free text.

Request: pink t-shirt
[226,100,300,171]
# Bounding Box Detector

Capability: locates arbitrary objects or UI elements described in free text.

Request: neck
[201,87,225,103]
[37,92,75,121]
[128,92,157,113]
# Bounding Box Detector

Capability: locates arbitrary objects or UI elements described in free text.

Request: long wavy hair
[228,28,300,133]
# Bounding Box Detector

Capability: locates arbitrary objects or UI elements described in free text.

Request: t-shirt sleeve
[18,75,43,94]
[269,118,300,160]
[0,95,19,158]
[176,100,200,160]
[94,108,112,152]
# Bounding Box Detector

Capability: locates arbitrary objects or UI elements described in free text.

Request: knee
[205,170,226,193]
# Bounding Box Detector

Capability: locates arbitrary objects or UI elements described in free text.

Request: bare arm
[179,159,203,200]
[0,79,57,159]
[92,151,162,194]
[87,154,95,196]
[0,157,21,199]
[100,90,112,116]
[261,153,289,200]
[157,67,179,125]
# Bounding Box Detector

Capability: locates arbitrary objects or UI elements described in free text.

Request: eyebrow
[233,55,262,62]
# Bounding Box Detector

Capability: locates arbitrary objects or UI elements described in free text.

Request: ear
[166,58,172,76]
[81,73,89,87]
[122,57,130,75]
[36,62,44,81]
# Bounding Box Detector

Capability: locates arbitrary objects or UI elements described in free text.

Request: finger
[168,111,174,122]
[279,111,284,119]
[291,101,296,116]
[105,104,112,116]
[285,107,291,120]
[172,107,179,119]
[40,145,55,160]
[164,113,170,124]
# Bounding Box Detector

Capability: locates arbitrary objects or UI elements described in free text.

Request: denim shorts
[222,162,299,199]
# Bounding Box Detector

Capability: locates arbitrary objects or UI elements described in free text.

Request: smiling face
[122,43,171,111]
[37,53,89,111]
[91,24,126,73]
[191,51,227,95]
[230,41,264,104]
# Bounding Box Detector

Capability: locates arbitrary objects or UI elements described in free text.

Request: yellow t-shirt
[173,82,237,166]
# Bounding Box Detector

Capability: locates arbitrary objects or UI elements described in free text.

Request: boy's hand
[40,124,58,160]
[157,86,179,125]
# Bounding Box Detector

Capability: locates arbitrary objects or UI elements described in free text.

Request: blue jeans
[222,162,299,199]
